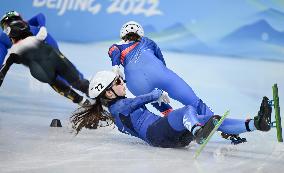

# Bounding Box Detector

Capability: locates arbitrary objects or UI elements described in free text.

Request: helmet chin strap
[110,88,119,98]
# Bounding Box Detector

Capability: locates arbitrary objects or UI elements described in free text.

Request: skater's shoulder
[141,36,154,42]
[8,36,39,55]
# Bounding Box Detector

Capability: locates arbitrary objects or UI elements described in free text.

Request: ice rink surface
[1,42,284,173]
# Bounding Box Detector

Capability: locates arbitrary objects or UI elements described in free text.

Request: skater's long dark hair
[70,92,114,135]
[122,32,141,42]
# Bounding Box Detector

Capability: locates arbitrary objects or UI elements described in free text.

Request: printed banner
[1,0,284,61]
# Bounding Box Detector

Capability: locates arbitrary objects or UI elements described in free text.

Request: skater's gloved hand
[0,72,4,87]
[36,26,47,41]
[112,65,125,79]
[157,90,170,106]
[0,71,4,80]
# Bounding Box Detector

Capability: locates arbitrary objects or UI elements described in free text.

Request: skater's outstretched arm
[28,13,46,27]
[111,89,162,115]
[108,44,121,66]
[0,32,12,66]
[0,42,7,67]
[50,78,85,105]
[28,13,59,49]
[0,53,19,87]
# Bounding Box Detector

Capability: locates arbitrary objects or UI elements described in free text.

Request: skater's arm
[28,13,59,49]
[0,32,12,66]
[114,89,163,115]
[0,42,8,66]
[28,13,46,27]
[147,38,166,66]
[0,53,18,87]
[108,44,121,66]
[0,73,4,86]
[44,33,59,49]
[154,46,166,66]
[153,42,166,66]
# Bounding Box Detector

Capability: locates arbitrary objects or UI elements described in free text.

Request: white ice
[0,42,284,173]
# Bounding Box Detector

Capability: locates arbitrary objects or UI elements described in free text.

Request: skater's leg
[167,105,200,132]
[197,96,272,134]
[50,78,84,104]
[146,106,197,148]
[219,119,254,134]
[28,61,85,105]
[196,99,214,116]
[29,61,56,83]
[54,53,89,94]
[159,69,214,116]
[197,114,260,135]
[125,70,173,115]
[70,78,89,95]
[196,114,256,134]
[125,56,210,116]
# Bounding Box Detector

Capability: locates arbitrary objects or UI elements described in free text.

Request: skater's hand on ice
[112,65,125,79]
[157,91,170,106]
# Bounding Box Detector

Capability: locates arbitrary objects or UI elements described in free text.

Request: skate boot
[194,115,221,144]
[254,96,272,131]
[221,132,247,145]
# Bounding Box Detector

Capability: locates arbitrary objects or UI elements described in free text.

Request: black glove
[0,71,4,80]
[0,73,4,87]
[0,66,8,87]
[0,53,20,87]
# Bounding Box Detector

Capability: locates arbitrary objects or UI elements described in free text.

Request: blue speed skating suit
[108,89,252,148]
[108,37,213,116]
